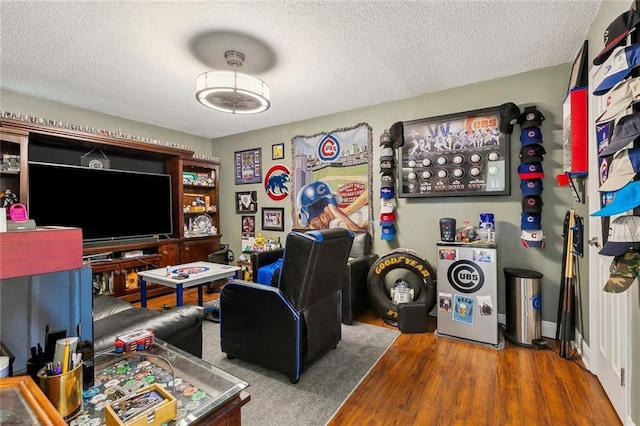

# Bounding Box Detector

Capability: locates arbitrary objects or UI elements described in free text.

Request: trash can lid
[503,268,543,279]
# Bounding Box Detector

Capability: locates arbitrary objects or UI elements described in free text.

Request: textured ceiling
[0,1,602,140]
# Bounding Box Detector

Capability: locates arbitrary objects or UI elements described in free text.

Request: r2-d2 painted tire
[367,248,436,325]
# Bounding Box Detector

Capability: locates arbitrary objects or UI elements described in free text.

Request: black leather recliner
[251,231,376,324]
[220,228,354,383]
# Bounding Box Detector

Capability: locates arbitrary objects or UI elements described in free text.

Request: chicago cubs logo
[317,134,341,162]
[447,260,484,293]
[264,164,291,201]
[531,294,542,311]
[172,266,209,275]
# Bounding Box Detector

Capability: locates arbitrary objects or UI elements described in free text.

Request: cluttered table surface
[73,339,249,426]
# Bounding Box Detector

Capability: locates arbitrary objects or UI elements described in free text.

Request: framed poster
[272,143,285,160]
[262,207,284,231]
[398,106,510,198]
[567,40,588,93]
[234,148,262,185]
[241,215,255,236]
[236,191,257,213]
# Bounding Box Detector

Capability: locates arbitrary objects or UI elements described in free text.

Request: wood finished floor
[137,288,621,426]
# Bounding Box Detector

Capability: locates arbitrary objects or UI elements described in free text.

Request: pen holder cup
[37,361,83,419]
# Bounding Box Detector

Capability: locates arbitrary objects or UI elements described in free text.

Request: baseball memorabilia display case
[398,106,510,198]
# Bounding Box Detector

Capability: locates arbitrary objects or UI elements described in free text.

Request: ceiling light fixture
[196,50,270,114]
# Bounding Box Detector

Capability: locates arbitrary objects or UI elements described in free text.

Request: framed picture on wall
[398,105,510,198]
[272,143,285,160]
[235,191,257,213]
[241,215,256,236]
[234,148,262,185]
[262,207,284,231]
[567,40,589,93]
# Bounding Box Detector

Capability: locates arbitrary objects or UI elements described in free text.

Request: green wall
[212,64,578,332]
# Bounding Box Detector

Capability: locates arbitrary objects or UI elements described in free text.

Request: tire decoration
[367,248,436,324]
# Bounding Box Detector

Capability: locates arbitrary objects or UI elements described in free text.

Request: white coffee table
[137,261,240,307]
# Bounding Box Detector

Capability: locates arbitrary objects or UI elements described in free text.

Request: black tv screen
[28,162,173,242]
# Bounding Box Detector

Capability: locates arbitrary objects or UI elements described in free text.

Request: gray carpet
[201,320,399,426]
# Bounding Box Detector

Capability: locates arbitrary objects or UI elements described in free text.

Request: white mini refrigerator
[436,242,498,345]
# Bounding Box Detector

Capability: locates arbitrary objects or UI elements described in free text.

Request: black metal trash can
[503,268,543,346]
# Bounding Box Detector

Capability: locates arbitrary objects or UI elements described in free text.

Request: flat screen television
[28,161,173,243]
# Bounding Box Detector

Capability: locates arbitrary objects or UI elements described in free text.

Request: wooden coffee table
[137,261,240,307]
[78,338,250,425]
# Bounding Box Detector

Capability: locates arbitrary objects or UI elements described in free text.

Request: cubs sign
[264,164,291,201]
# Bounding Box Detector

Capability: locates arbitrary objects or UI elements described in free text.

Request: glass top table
[73,339,249,425]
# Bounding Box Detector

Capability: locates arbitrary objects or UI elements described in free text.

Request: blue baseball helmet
[296,181,339,226]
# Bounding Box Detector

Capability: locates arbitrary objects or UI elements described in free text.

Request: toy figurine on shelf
[0,188,18,208]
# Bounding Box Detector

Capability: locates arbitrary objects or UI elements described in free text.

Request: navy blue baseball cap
[521,179,543,196]
[591,180,640,217]
[518,162,544,179]
[521,213,542,230]
[521,127,543,146]
[380,186,395,199]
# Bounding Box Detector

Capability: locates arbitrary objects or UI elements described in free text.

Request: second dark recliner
[220,228,354,383]
[251,231,377,324]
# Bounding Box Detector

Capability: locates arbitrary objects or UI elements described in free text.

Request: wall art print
[234,148,262,185]
[235,191,257,213]
[291,123,372,232]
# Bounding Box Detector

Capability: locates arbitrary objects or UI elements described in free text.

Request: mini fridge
[436,242,498,345]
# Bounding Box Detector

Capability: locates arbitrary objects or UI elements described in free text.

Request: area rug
[201,320,399,426]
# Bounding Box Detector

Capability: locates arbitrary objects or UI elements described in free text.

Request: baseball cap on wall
[381,172,395,188]
[595,77,640,123]
[518,108,545,129]
[521,230,546,249]
[499,102,521,134]
[518,162,544,179]
[520,127,543,146]
[519,144,546,163]
[380,198,396,214]
[522,195,543,214]
[594,8,640,66]
[591,180,640,217]
[603,251,640,293]
[521,212,542,230]
[521,179,544,196]
[599,215,640,256]
[380,146,394,161]
[380,186,395,199]
[380,211,396,226]
[381,224,397,241]
[593,44,640,96]
[598,147,640,192]
[599,112,640,156]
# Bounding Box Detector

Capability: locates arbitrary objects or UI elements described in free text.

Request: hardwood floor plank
[138,290,621,425]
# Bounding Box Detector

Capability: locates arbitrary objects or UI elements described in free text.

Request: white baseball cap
[595,77,640,123]
[599,147,640,192]
[521,230,545,249]
[599,215,640,256]
[380,198,396,214]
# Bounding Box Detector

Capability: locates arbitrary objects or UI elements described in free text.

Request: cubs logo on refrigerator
[436,242,498,345]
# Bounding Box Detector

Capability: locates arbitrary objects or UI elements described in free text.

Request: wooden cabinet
[179,158,221,264]
[0,117,224,302]
[0,128,29,210]
[87,240,181,302]
[180,158,220,238]
[181,235,221,264]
